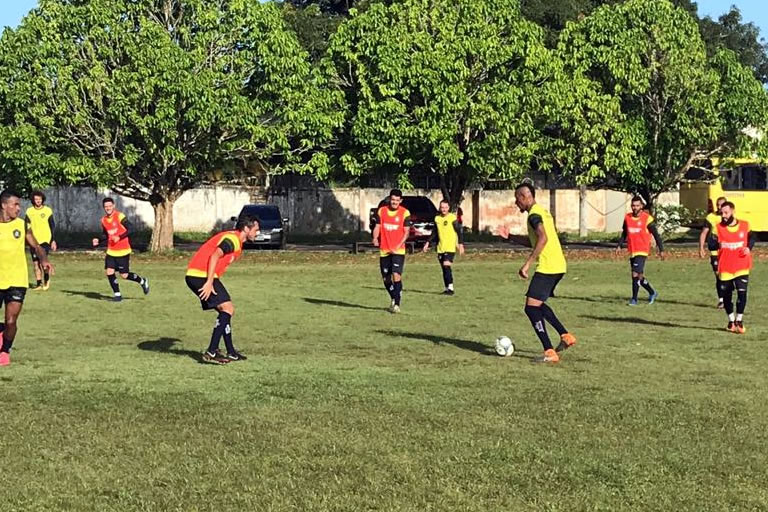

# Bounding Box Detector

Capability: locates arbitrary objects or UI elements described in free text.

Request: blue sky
[0,0,766,36]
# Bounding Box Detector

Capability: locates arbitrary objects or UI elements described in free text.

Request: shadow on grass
[376,329,537,360]
[62,289,132,301]
[582,314,719,331]
[303,297,385,311]
[558,294,713,310]
[361,285,441,296]
[137,337,204,363]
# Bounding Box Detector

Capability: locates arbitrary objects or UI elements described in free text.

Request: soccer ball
[495,336,515,357]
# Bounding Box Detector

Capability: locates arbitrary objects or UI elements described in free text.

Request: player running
[25,190,56,290]
[616,196,664,305]
[91,198,150,301]
[185,214,261,364]
[0,190,55,366]
[422,200,464,295]
[712,201,754,334]
[372,189,412,313]
[699,196,727,308]
[497,183,576,364]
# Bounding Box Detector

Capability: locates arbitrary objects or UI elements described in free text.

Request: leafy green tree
[556,0,768,207]
[699,6,768,84]
[0,0,343,250]
[326,0,564,208]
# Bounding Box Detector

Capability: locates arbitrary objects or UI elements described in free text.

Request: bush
[653,204,704,237]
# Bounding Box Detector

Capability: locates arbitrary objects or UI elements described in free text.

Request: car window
[242,206,281,220]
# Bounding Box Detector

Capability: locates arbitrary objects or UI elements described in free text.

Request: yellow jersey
[705,212,720,256]
[527,203,566,274]
[25,205,54,244]
[0,218,29,289]
[434,213,460,254]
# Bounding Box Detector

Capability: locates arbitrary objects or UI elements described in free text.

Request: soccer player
[372,189,412,313]
[497,183,576,364]
[0,190,55,366]
[25,190,57,290]
[422,199,464,295]
[91,198,150,301]
[699,196,727,308]
[616,196,664,305]
[185,214,261,364]
[712,201,754,334]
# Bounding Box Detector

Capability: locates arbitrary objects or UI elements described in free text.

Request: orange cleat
[735,321,746,334]
[556,333,577,353]
[0,351,9,367]
[533,348,559,364]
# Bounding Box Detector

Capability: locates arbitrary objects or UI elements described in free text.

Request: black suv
[232,204,288,249]
[369,195,438,246]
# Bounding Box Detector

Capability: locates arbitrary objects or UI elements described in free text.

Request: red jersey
[101,211,131,257]
[716,220,752,280]
[624,211,654,256]
[377,205,410,256]
[186,231,243,278]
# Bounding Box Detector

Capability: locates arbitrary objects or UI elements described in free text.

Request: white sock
[736,314,743,322]
[728,312,735,322]
[448,283,454,291]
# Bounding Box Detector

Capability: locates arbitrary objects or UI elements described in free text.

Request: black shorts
[710,255,719,273]
[185,276,232,310]
[720,275,749,289]
[30,243,51,262]
[630,256,647,274]
[0,287,27,307]
[526,272,564,302]
[380,254,406,277]
[438,252,455,265]
[105,254,130,273]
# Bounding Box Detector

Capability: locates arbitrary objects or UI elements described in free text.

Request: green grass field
[3,250,768,511]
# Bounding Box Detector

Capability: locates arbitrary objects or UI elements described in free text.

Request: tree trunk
[149,197,176,252]
[578,185,588,237]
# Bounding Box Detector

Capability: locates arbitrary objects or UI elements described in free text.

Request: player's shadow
[137,337,204,363]
[303,297,385,311]
[582,315,719,331]
[376,329,537,360]
[361,285,440,295]
[558,294,712,310]
[61,289,133,301]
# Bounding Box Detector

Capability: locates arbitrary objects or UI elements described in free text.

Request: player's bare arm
[519,223,547,279]
[699,225,710,259]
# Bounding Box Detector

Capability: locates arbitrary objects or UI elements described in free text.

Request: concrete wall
[31,185,679,234]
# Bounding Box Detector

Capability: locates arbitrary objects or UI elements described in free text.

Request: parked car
[369,195,438,247]
[231,204,288,249]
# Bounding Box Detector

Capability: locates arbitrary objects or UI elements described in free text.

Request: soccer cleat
[31,284,43,291]
[141,278,150,295]
[42,279,51,291]
[726,322,738,333]
[113,294,123,302]
[735,321,746,334]
[202,351,230,365]
[555,333,577,353]
[0,351,9,367]
[648,291,658,305]
[443,289,455,296]
[628,299,638,306]
[226,351,248,361]
[390,304,401,314]
[533,349,559,364]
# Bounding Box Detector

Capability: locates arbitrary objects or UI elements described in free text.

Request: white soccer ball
[495,336,515,357]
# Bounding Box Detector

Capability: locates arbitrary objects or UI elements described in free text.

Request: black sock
[540,303,567,336]
[221,313,235,354]
[44,272,50,284]
[524,305,552,351]
[640,278,655,295]
[107,274,120,294]
[442,266,453,288]
[632,279,640,300]
[383,279,394,299]
[126,272,143,284]
[207,312,231,354]
[393,281,403,306]
[36,279,42,287]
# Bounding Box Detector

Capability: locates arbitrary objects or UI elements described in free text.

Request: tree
[0,0,343,250]
[699,6,768,84]
[556,0,768,207]
[325,0,563,209]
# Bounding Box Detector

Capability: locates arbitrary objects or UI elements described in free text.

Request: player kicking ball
[422,200,464,295]
[185,214,261,364]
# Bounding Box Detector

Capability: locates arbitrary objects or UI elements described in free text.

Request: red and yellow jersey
[101,211,131,257]
[186,231,243,278]
[377,205,410,256]
[624,211,653,257]
[717,220,752,280]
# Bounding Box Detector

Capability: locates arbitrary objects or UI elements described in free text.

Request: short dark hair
[631,195,644,204]
[31,190,46,202]
[439,199,450,206]
[514,182,535,197]
[102,197,115,206]
[389,189,403,198]
[721,201,735,210]
[236,214,260,231]
[716,196,727,204]
[0,189,19,205]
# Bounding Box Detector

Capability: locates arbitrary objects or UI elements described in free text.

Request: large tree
[325,0,565,208]
[556,0,768,206]
[0,0,343,250]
